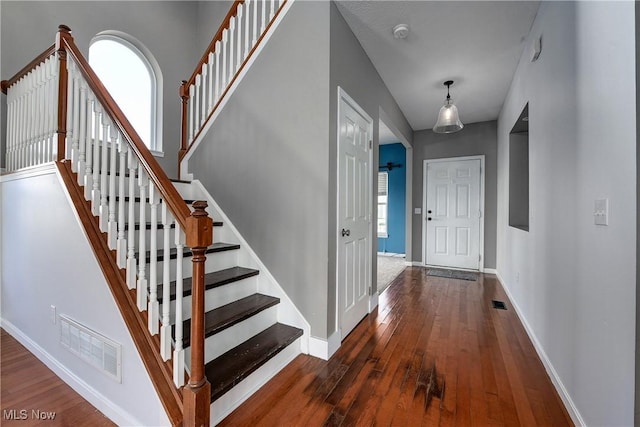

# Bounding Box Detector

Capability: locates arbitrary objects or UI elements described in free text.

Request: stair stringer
[189,180,311,351]
[179,0,296,181]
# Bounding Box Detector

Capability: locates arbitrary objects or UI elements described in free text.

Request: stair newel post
[184,200,213,427]
[55,24,72,162]
[179,80,189,164]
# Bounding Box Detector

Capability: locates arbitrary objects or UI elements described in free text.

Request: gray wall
[195,1,235,56]
[636,1,640,424]
[329,1,412,335]
[0,1,201,177]
[189,1,331,339]
[497,2,636,425]
[411,121,497,268]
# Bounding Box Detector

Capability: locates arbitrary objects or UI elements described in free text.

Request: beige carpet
[377,255,406,293]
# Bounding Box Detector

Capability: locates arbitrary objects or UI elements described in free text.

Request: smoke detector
[393,24,409,40]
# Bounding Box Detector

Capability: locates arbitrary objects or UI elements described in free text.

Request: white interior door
[338,90,372,338]
[424,158,482,270]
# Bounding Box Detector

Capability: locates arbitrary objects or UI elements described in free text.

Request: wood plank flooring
[219,267,573,427]
[1,329,114,427]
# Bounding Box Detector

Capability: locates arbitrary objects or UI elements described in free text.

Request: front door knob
[341,228,351,237]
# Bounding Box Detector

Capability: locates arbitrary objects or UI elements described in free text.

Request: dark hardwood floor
[219,267,573,427]
[1,329,114,427]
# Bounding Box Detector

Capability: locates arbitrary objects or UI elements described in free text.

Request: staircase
[123,177,305,418]
[1,1,305,423]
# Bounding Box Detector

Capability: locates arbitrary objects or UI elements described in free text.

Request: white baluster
[38,63,47,165]
[173,226,185,387]
[200,64,207,127]
[160,203,173,360]
[245,0,251,59]
[214,41,221,103]
[229,18,236,78]
[91,105,102,215]
[107,127,119,249]
[99,117,110,231]
[126,152,138,289]
[137,171,148,311]
[116,143,128,268]
[32,64,42,166]
[261,0,267,34]
[49,54,59,162]
[84,92,95,200]
[207,53,214,113]
[194,74,201,130]
[77,81,88,186]
[26,71,35,166]
[70,61,81,170]
[188,85,194,144]
[148,183,160,335]
[253,0,258,45]
[222,29,228,89]
[237,4,244,69]
[270,0,276,21]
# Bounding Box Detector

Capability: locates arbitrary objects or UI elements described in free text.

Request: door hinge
[369,285,372,295]
[369,140,372,149]
[479,254,482,262]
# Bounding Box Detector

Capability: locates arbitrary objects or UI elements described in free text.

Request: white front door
[424,158,482,270]
[337,89,372,338]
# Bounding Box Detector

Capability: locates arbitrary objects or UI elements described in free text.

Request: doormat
[427,268,478,281]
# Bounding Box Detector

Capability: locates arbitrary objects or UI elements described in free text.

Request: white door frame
[336,87,374,340]
[422,155,485,272]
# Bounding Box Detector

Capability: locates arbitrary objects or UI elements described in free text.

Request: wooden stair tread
[157,266,259,302]
[178,294,280,347]
[206,323,303,402]
[138,242,240,263]
[111,196,197,205]
[124,221,221,230]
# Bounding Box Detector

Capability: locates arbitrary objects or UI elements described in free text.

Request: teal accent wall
[378,143,406,254]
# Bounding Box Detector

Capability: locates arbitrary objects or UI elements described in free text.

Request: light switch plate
[594,198,608,226]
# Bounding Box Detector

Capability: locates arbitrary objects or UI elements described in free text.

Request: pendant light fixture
[433,80,464,134]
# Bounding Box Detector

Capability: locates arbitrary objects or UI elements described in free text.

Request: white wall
[0,166,170,426]
[497,2,636,425]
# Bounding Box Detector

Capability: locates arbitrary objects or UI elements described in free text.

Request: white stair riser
[164,275,259,321]
[184,306,278,365]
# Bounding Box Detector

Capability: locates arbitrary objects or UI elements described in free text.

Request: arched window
[89,32,163,155]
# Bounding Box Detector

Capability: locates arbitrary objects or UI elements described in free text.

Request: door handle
[341,228,351,237]
[427,217,432,221]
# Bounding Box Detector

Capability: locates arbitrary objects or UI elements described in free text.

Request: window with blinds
[378,172,388,238]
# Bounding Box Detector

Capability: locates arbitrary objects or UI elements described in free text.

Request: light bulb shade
[433,101,464,134]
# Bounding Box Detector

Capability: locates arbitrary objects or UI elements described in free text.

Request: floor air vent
[59,315,122,382]
[492,300,507,310]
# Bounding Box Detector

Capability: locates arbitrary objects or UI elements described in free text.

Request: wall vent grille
[59,315,122,382]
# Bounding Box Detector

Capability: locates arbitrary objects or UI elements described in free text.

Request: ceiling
[335,1,540,132]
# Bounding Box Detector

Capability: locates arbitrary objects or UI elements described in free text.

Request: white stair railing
[179,0,289,164]
[2,25,214,425]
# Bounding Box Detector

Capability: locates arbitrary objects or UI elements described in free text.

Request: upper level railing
[2,26,212,426]
[179,0,289,166]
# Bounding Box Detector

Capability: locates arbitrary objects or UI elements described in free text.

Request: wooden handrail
[1,44,56,94]
[185,0,244,88]
[61,34,192,228]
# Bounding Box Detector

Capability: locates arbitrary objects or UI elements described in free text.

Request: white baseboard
[493,271,585,426]
[369,291,379,312]
[410,261,424,267]
[1,318,142,427]
[308,330,341,360]
[483,268,498,275]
